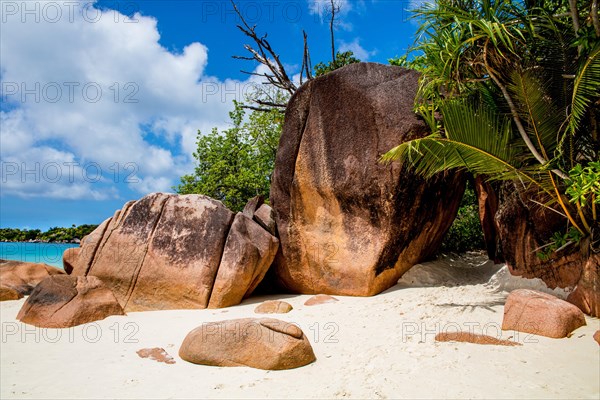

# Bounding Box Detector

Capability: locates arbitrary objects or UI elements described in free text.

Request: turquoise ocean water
[0,242,78,269]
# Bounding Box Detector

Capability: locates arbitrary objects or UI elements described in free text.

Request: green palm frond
[528,13,576,112]
[507,69,562,159]
[382,101,555,197]
[569,42,600,134]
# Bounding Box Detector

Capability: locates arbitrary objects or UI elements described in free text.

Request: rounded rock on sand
[304,294,339,306]
[254,300,293,314]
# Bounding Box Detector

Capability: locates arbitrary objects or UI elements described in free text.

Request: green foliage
[388,54,427,72]
[383,0,600,255]
[175,101,283,212]
[440,180,485,253]
[0,225,98,242]
[382,100,531,181]
[566,162,600,213]
[537,227,584,261]
[568,43,600,135]
[314,51,360,77]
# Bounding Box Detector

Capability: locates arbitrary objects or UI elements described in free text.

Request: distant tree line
[0,225,98,243]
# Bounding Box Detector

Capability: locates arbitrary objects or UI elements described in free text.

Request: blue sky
[0,0,419,230]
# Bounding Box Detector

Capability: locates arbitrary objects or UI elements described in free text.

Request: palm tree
[383,0,600,255]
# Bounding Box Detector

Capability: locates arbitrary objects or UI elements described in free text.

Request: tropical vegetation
[314,51,361,77]
[440,180,486,253]
[383,0,600,257]
[0,225,98,242]
[175,101,283,211]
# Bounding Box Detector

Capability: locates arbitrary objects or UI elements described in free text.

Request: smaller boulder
[253,204,277,236]
[242,195,264,218]
[594,330,600,346]
[502,289,586,338]
[208,213,279,308]
[566,254,600,317]
[304,294,339,306]
[0,287,23,301]
[179,318,316,370]
[17,275,125,328]
[0,260,65,295]
[62,248,79,274]
[255,300,293,314]
[435,332,521,346]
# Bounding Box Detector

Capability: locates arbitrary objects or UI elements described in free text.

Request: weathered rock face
[62,247,78,274]
[476,180,599,317]
[17,275,125,328]
[208,213,279,309]
[270,63,465,296]
[65,193,278,311]
[254,204,277,236]
[493,183,584,288]
[567,254,600,317]
[254,300,293,314]
[179,318,316,370]
[473,177,500,262]
[502,289,586,338]
[304,294,339,306]
[0,260,65,295]
[0,287,23,301]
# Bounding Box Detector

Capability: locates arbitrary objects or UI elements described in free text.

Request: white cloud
[307,0,372,31]
[0,0,263,199]
[338,38,377,60]
[308,0,351,18]
[0,142,118,200]
[308,0,360,30]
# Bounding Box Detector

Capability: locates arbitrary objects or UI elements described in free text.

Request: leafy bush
[440,180,485,253]
[314,51,360,77]
[175,101,282,212]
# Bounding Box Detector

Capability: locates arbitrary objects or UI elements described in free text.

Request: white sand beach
[2,254,599,399]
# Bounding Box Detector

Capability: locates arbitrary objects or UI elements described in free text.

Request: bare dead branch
[231,0,298,97]
[230,0,348,111]
[240,104,281,113]
[255,99,287,108]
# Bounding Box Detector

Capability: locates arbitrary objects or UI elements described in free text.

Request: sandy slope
[1,254,599,399]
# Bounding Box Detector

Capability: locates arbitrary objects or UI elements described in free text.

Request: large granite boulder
[17,275,124,328]
[0,259,65,295]
[502,289,586,338]
[179,318,316,370]
[65,193,278,311]
[270,62,465,296]
[476,180,599,317]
